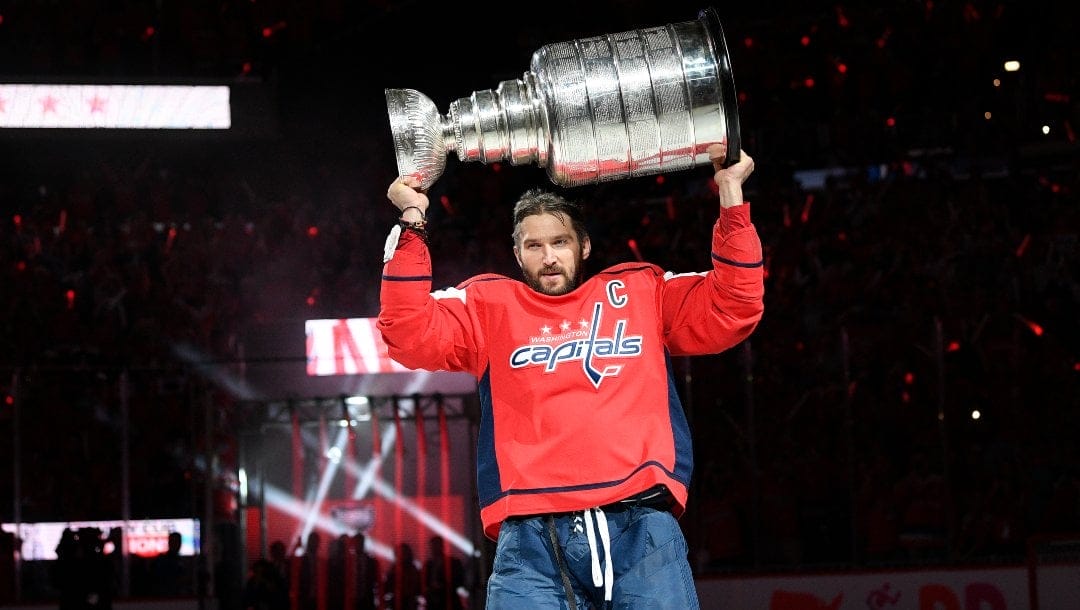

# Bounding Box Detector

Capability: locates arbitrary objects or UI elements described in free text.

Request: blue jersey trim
[475,368,501,506]
[711,253,764,268]
[382,274,433,282]
[665,351,694,485]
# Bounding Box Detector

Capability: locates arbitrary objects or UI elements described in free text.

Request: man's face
[513,212,591,296]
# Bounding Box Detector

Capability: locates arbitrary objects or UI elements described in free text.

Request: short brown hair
[511,188,588,245]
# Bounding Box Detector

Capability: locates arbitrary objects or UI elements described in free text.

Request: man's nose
[542,245,558,264]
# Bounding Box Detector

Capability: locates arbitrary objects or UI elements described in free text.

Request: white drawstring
[583,507,614,602]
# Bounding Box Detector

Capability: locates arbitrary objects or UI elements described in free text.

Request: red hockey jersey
[379,204,764,540]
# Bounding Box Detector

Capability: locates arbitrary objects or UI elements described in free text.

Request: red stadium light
[307,225,318,237]
[800,35,811,47]
[4,395,13,406]
[800,194,814,223]
[835,6,850,28]
[1015,315,1044,337]
[165,226,177,254]
[65,289,75,309]
[1015,233,1030,257]
[837,62,848,74]
[626,239,642,262]
[947,341,961,352]
[876,27,891,49]
[743,36,754,48]
[904,372,915,385]
[439,194,454,215]
[655,174,665,185]
[803,77,815,88]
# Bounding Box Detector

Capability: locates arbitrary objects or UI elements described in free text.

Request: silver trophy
[385,7,741,190]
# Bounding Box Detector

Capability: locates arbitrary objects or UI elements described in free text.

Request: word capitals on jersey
[508,280,643,389]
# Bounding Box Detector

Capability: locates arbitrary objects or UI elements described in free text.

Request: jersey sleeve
[376,229,484,376]
[661,203,765,355]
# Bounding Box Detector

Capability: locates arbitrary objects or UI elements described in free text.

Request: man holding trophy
[378,8,763,608]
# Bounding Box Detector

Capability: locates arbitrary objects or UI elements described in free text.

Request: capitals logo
[508,280,643,389]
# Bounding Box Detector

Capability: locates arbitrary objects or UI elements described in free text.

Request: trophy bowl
[386,6,741,190]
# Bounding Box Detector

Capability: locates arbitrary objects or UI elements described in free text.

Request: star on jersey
[560,320,572,332]
[540,325,552,335]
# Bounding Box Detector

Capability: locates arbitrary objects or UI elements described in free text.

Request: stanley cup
[385,6,741,190]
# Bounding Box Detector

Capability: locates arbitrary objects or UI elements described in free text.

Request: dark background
[0,0,1077,603]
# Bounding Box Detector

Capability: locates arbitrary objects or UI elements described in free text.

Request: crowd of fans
[1,0,1078,605]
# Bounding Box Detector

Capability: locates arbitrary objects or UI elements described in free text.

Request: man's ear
[513,245,523,267]
[582,236,592,260]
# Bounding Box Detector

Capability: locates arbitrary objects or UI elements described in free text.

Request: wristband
[399,205,426,223]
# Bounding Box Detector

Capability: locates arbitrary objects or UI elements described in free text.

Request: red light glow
[800,194,814,223]
[1015,233,1030,257]
[1016,315,1044,337]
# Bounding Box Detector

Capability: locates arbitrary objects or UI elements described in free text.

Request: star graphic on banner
[560,320,571,332]
[40,95,58,114]
[539,325,552,335]
[88,96,107,114]
[578,319,589,329]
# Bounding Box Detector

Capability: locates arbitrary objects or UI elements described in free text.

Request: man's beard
[524,265,582,296]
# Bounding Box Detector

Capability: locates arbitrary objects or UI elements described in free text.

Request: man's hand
[387,175,430,222]
[708,142,754,209]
